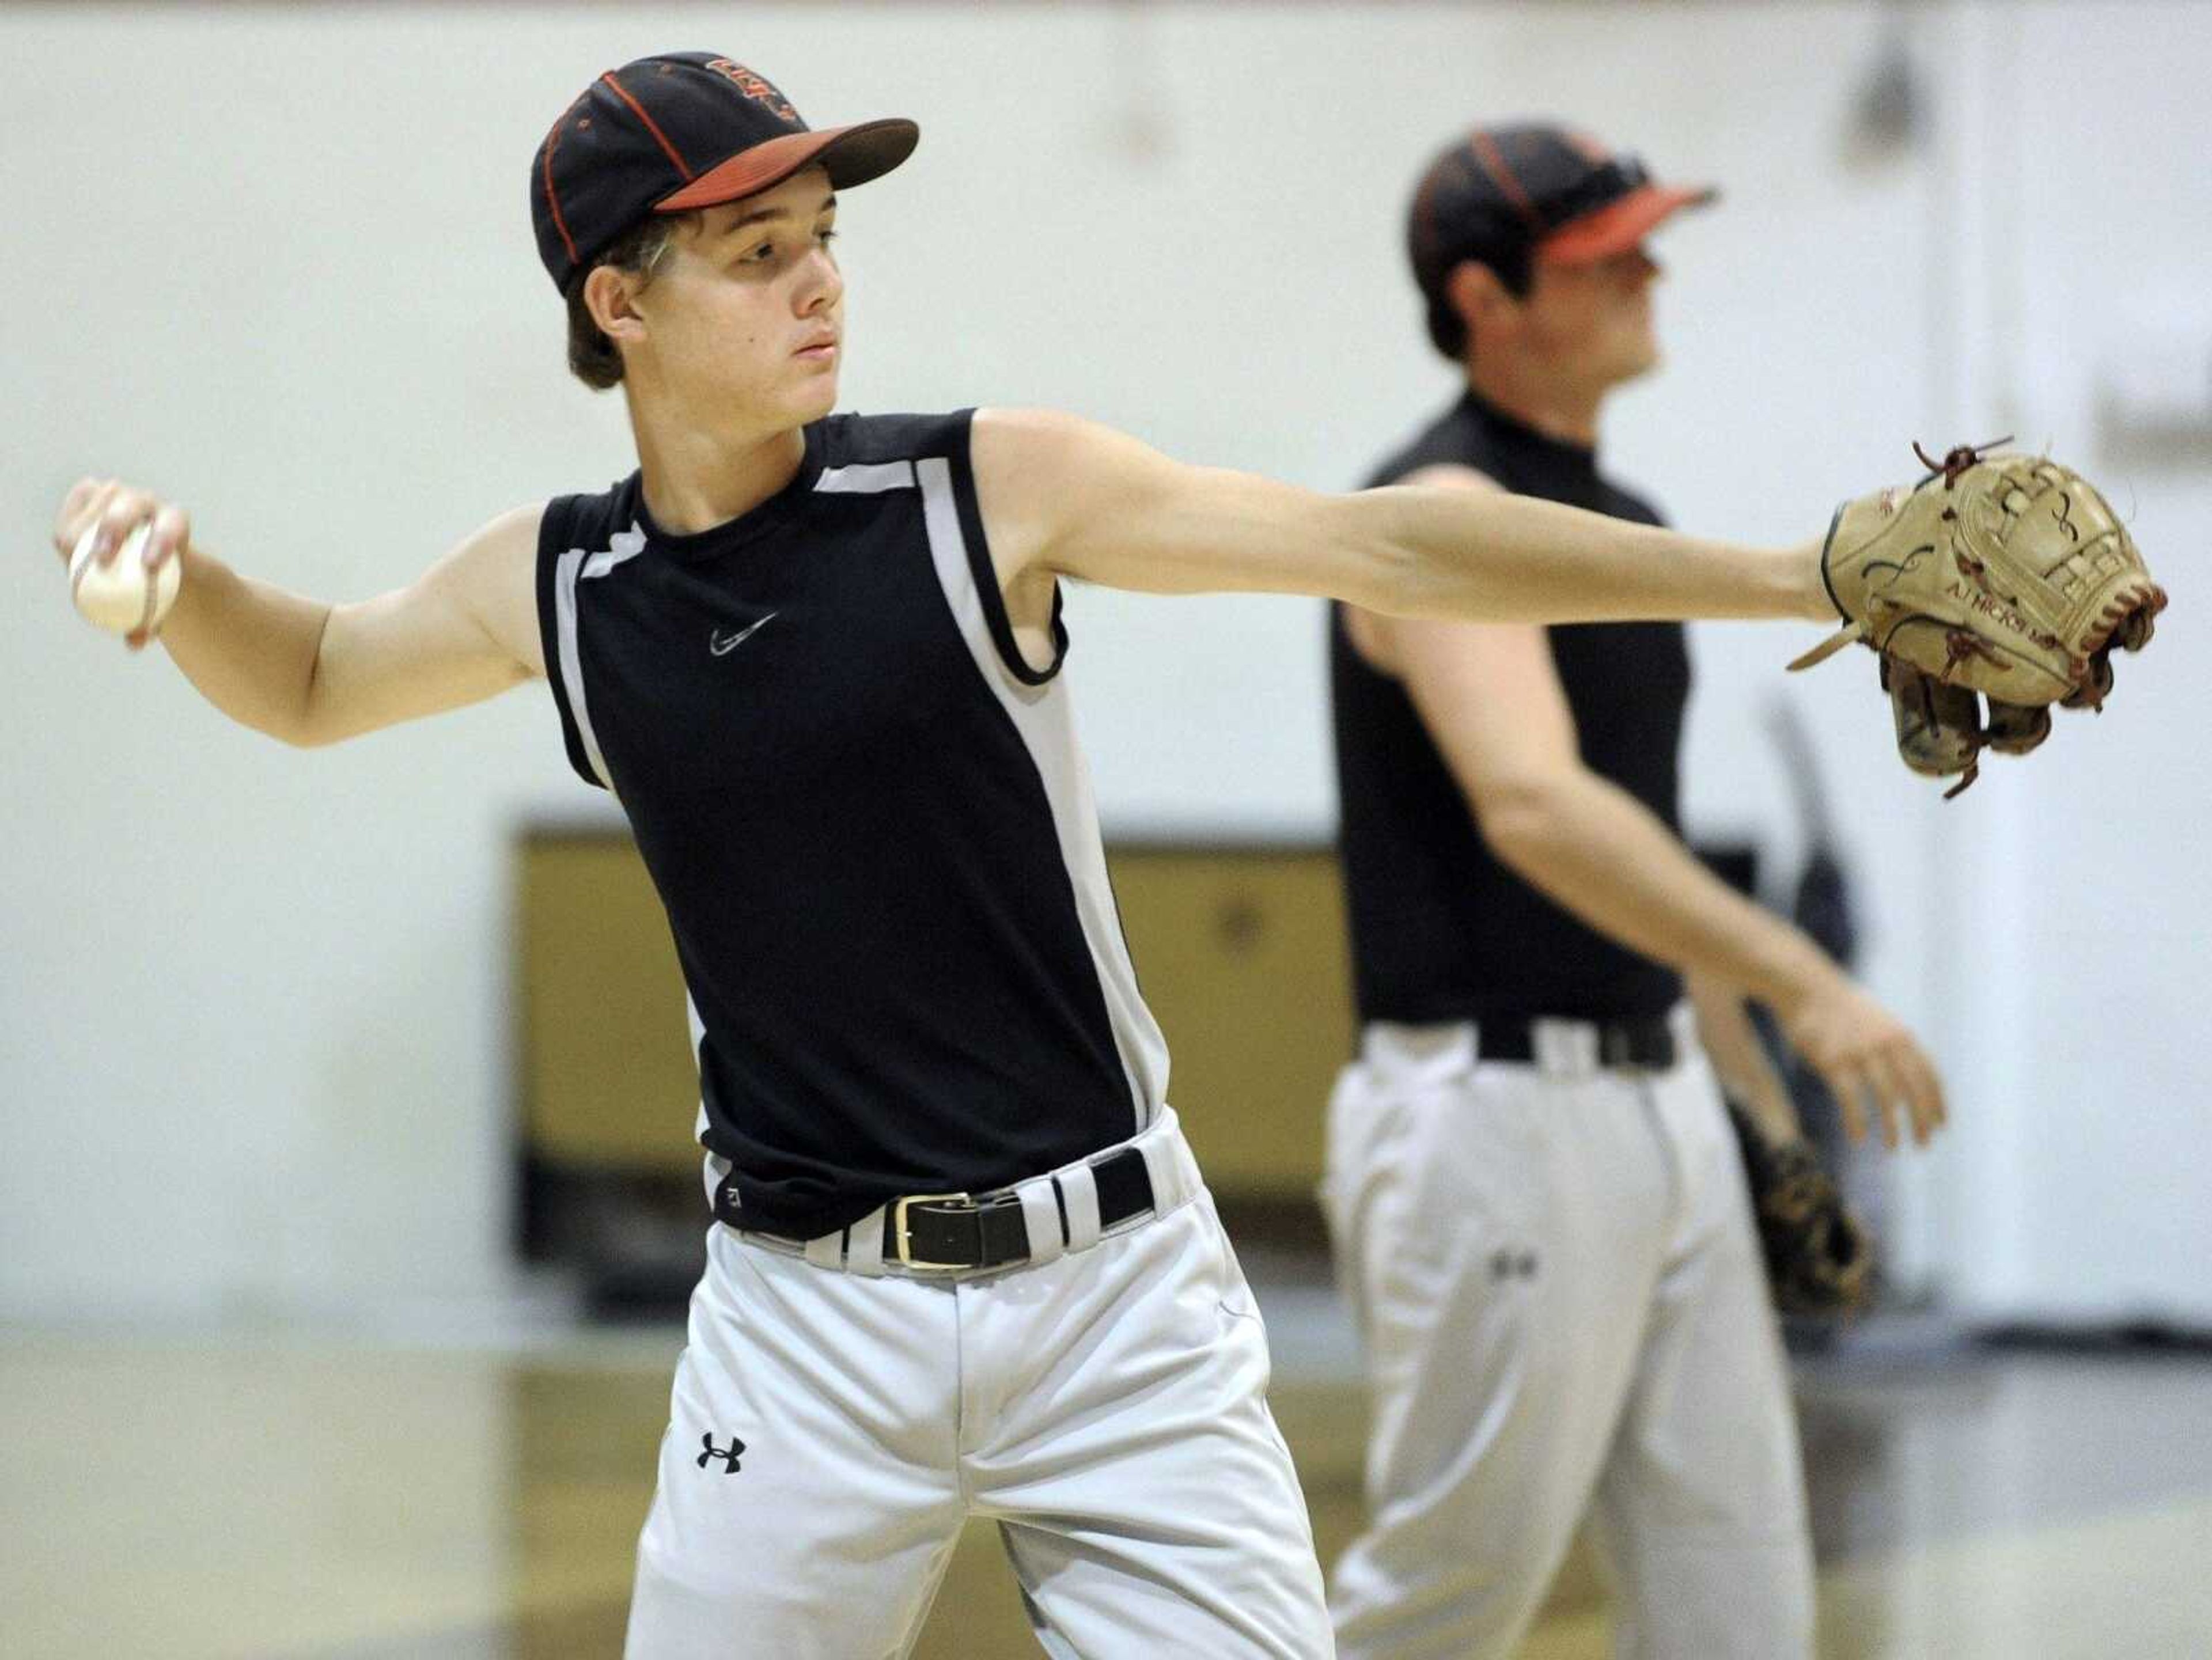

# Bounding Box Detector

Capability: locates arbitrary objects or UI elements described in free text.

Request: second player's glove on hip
[1789,443,2166,796]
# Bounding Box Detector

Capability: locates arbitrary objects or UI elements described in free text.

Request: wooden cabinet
[515,831,699,1174]
[514,831,1354,1197]
[1105,845,1352,1193]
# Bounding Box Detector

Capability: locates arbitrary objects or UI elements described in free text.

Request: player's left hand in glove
[1790,442,2166,797]
[1726,1102,1874,1318]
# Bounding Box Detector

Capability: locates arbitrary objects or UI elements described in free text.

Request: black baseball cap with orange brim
[532,52,918,294]
[1408,123,1714,349]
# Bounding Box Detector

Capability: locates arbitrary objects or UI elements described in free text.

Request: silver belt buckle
[892,1192,974,1271]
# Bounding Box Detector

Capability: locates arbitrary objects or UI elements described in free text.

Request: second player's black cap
[1408,123,1715,351]
[532,52,919,294]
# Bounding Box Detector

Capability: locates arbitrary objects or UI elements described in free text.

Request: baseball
[69,521,181,636]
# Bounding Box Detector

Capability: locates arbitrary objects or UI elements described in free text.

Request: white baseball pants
[1321,1015,1814,1660]
[624,1108,1334,1658]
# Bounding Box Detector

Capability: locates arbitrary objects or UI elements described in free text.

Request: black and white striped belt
[886,1148,1154,1271]
[1480,1014,1677,1070]
[735,1146,1157,1273]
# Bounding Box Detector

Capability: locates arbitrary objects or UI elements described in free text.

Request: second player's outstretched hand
[51,476,192,651]
[1777,967,1946,1151]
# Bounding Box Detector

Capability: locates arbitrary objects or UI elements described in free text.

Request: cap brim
[655,118,919,213]
[1539,183,1717,263]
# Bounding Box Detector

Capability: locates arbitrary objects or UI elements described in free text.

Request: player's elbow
[271,695,327,749]
[285,685,391,748]
[1471,772,1576,867]
[280,714,342,749]
[282,615,347,746]
[249,698,331,748]
[1332,479,1509,619]
[1310,495,1427,615]
[1366,541,1441,617]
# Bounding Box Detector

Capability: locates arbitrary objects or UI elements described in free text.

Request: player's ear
[1445,259,1513,338]
[584,264,649,348]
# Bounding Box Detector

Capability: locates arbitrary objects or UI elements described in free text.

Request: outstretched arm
[969,408,1830,626]
[50,479,544,747]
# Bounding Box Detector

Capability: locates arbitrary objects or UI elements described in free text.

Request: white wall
[2,2,2203,1322]
[1921,1,2212,1317]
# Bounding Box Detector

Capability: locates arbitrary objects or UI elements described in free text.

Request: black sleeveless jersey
[537,410,1168,1238]
[1331,391,1690,1026]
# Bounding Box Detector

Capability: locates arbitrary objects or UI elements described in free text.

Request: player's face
[1521,244,1661,392]
[631,167,846,427]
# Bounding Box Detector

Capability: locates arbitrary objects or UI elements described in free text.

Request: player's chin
[783,362,842,422]
[1613,336,1662,384]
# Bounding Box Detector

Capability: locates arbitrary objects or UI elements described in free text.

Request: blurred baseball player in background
[53,59,1950,1658]
[1322,126,1948,1659]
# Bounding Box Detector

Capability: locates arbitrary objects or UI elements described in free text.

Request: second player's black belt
[887,1146,1155,1272]
[1479,1015,1677,1070]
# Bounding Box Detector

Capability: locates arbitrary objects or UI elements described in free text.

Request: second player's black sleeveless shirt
[536,411,1168,1238]
[1331,391,1691,1026]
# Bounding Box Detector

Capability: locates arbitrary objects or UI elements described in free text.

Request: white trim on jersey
[552,551,609,789]
[584,523,649,579]
[688,992,735,1212]
[814,460,917,494]
[911,457,1171,1136]
[554,522,649,791]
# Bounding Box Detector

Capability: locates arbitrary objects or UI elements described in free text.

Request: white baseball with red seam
[69,521,180,635]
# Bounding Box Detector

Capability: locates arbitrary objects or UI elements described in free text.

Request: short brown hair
[563,213,696,390]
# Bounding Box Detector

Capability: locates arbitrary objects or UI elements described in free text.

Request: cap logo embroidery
[704,59,797,122]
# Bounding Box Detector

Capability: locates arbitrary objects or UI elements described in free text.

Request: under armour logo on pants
[697,1432,747,1474]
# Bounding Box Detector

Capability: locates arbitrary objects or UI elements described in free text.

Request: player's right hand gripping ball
[70,520,181,638]
[1789,443,2165,796]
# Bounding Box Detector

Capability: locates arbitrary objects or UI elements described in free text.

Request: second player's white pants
[1321,1014,1815,1660]
[624,1108,1332,1659]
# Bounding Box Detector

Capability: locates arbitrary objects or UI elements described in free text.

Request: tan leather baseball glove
[1790,442,2166,795]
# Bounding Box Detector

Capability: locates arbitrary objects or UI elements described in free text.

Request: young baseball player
[55,60,1939,1659]
[1322,126,1948,1659]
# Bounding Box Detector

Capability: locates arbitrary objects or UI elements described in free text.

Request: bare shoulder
[968,406,1132,584]
[418,502,548,678]
[971,404,1097,456]
[445,502,544,564]
[970,406,1343,601]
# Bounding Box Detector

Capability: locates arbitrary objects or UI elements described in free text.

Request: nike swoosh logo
[710,613,778,657]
